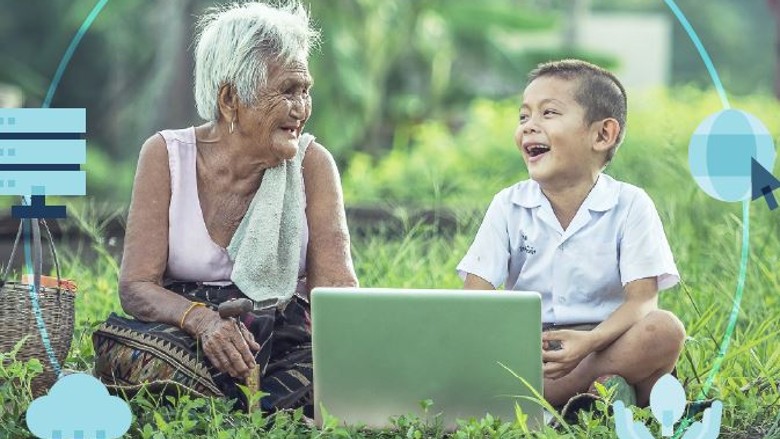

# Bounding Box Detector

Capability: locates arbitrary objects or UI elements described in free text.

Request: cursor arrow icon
[751,158,780,210]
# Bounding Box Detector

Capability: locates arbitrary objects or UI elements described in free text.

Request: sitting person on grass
[93,1,358,419]
[457,59,685,414]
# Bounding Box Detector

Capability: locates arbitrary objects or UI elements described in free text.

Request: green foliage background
[342,88,780,209]
[1,0,776,193]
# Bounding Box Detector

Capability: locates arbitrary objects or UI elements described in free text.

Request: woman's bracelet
[179,302,206,329]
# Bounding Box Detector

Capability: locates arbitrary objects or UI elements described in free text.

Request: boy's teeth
[526,144,550,157]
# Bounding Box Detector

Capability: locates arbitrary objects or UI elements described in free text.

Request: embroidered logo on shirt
[520,234,537,255]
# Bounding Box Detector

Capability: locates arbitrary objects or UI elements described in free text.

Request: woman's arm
[302,141,359,289]
[119,134,258,378]
[119,134,199,326]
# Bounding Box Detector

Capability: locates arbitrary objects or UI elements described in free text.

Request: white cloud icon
[26,373,132,439]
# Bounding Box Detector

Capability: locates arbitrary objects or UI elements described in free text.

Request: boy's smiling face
[515,76,602,188]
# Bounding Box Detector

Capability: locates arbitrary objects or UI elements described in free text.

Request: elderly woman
[93,2,357,417]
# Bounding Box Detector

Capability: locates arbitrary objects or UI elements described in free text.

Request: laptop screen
[311,288,543,430]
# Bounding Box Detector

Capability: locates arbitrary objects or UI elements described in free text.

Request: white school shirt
[457,174,679,325]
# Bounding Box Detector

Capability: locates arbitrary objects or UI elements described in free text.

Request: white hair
[194,1,319,121]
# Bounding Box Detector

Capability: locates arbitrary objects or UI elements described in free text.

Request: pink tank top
[161,127,308,286]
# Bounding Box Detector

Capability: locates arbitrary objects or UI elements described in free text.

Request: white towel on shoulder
[227,133,313,305]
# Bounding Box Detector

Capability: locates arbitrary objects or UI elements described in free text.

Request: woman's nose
[290,94,306,118]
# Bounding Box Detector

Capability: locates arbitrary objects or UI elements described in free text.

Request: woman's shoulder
[126,133,174,216]
[301,139,343,203]
[302,139,338,176]
[138,132,167,161]
[134,132,173,182]
[157,127,197,147]
[137,126,198,161]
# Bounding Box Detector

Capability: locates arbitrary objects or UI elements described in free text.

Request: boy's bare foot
[590,374,636,406]
[558,374,636,425]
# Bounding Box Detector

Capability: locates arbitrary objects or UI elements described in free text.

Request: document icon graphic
[0,108,86,218]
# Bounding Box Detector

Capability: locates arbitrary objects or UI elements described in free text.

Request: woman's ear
[592,118,620,154]
[217,84,239,123]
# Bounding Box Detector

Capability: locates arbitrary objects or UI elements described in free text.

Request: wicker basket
[0,219,75,397]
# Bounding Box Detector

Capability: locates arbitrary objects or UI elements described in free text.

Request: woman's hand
[190,309,261,379]
[541,330,594,379]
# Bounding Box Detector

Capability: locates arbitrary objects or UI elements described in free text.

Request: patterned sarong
[93,282,313,416]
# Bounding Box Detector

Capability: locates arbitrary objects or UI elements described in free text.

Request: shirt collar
[510,179,545,208]
[511,173,619,212]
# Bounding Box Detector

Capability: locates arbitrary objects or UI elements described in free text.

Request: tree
[306,0,558,159]
[2,0,559,163]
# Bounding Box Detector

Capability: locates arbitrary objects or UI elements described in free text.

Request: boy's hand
[541,330,594,379]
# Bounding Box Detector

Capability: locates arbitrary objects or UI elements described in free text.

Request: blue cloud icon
[26,373,132,439]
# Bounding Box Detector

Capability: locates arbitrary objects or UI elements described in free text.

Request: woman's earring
[230,120,235,134]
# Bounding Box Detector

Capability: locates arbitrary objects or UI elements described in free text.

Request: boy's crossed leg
[544,309,686,407]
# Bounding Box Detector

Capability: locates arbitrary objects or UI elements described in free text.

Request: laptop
[311,287,544,430]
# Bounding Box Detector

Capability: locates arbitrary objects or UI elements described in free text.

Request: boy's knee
[641,310,686,352]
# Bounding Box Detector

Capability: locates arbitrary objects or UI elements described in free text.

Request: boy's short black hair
[528,59,627,164]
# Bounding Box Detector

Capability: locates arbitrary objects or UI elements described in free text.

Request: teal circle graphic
[689,109,776,202]
[665,0,756,437]
[24,0,111,380]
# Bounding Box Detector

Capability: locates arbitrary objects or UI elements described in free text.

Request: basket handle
[1,222,24,283]
[41,219,62,290]
[1,218,61,290]
[31,218,42,291]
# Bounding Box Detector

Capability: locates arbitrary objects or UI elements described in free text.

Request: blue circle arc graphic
[23,0,111,381]
[32,0,751,435]
[666,0,749,436]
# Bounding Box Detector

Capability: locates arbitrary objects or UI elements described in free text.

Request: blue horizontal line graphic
[0,164,81,171]
[0,133,83,140]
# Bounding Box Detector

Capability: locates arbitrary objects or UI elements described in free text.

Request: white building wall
[579,13,672,89]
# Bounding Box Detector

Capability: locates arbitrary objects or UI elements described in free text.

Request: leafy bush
[342,86,780,211]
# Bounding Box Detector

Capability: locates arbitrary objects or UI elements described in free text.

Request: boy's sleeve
[619,190,680,291]
[456,194,510,288]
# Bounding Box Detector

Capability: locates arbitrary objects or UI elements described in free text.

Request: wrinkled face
[515,76,597,186]
[238,58,313,166]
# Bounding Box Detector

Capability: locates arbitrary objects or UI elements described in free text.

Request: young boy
[457,59,685,409]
